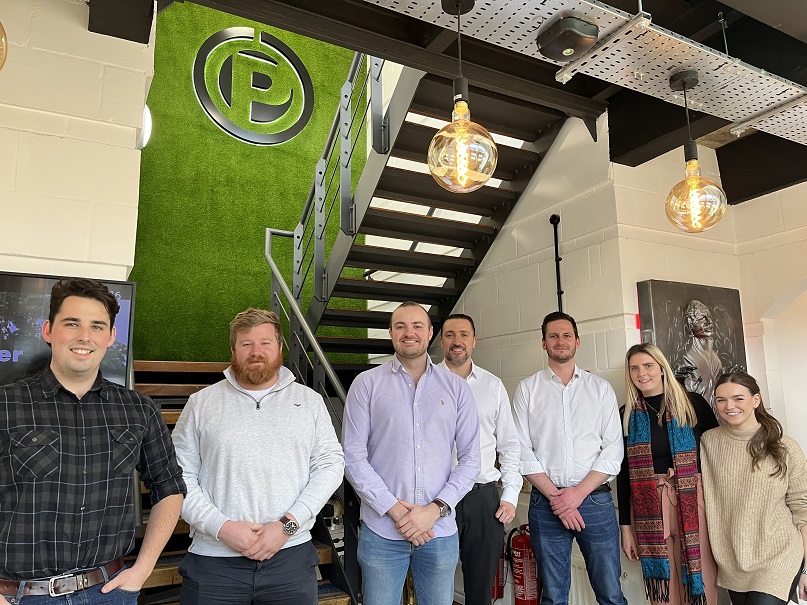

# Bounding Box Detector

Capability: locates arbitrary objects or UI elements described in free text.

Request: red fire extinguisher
[508,524,539,605]
[491,537,505,599]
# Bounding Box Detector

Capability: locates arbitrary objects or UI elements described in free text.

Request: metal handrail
[297,52,366,230]
[264,230,348,405]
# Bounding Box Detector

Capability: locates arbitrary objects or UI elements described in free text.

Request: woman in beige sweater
[701,371,807,604]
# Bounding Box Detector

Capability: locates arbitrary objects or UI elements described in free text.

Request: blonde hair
[622,343,697,435]
[229,308,282,349]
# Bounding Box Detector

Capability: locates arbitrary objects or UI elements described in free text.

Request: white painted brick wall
[0,0,153,280]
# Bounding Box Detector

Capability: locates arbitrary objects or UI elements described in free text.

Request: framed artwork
[637,279,746,410]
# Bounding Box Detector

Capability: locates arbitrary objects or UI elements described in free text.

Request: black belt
[470,481,496,492]
[0,558,124,597]
[553,483,610,494]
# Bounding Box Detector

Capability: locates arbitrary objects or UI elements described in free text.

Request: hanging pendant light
[427,0,497,194]
[664,70,727,233]
[0,20,8,72]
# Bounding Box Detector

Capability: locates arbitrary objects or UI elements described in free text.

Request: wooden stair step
[361,207,495,248]
[317,580,351,604]
[137,512,190,538]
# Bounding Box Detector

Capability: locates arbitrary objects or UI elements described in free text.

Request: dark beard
[231,351,283,387]
[547,348,575,364]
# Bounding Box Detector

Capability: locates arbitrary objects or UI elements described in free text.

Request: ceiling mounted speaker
[536,16,599,62]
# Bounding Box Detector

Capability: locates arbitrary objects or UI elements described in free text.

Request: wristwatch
[432,499,451,518]
[279,515,299,536]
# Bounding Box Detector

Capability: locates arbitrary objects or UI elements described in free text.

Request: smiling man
[343,302,480,605]
[512,311,626,605]
[171,308,344,605]
[438,314,520,605]
[0,277,186,605]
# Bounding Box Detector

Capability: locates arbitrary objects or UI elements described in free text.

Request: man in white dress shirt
[512,311,626,605]
[439,314,521,605]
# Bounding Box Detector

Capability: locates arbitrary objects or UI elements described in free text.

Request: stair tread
[332,278,456,305]
[317,336,394,354]
[361,207,495,248]
[320,307,440,328]
[376,167,515,216]
[411,74,565,142]
[346,243,475,278]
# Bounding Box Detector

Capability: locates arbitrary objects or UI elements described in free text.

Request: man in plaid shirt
[0,277,186,604]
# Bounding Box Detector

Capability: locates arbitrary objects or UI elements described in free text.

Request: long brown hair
[714,371,787,478]
[622,343,696,435]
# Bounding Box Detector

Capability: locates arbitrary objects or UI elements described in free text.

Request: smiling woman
[701,371,807,604]
[616,342,719,605]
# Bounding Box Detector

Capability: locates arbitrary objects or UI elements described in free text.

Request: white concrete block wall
[449,115,628,401]
[0,0,153,280]
[730,181,807,438]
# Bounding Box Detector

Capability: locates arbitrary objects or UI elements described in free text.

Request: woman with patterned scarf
[615,343,719,604]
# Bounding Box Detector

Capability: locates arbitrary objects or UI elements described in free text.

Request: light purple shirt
[343,356,480,540]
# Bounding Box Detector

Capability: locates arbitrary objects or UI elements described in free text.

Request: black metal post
[550,214,563,311]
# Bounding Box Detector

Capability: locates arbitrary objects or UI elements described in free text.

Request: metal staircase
[264,54,568,604]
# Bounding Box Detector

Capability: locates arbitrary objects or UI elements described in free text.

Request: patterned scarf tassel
[682,567,707,605]
[644,577,670,603]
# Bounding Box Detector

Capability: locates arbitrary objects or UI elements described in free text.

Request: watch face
[281,517,299,535]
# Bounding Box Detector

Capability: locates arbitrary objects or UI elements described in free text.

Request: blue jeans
[528,489,626,605]
[1,568,138,605]
[357,522,459,605]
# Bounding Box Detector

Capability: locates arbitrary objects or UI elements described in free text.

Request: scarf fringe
[644,577,670,603]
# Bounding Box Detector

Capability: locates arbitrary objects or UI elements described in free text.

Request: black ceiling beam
[608,89,730,166]
[191,0,605,121]
[88,0,154,43]
[717,132,807,205]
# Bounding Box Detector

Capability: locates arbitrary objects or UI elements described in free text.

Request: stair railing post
[293,221,304,302]
[371,57,389,154]
[315,158,327,302]
[340,80,356,236]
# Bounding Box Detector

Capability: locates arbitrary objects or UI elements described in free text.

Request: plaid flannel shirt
[0,368,186,580]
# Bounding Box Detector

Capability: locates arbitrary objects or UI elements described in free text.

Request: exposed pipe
[550,214,563,312]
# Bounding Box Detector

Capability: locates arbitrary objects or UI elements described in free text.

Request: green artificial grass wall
[130,2,366,362]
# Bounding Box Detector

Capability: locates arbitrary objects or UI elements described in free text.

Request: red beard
[231,351,283,386]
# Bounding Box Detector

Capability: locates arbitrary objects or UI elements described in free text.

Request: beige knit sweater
[701,426,807,600]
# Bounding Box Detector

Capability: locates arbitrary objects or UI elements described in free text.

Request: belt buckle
[48,573,76,597]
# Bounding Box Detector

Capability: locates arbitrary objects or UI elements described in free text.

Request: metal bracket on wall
[371,57,390,154]
[340,81,356,236]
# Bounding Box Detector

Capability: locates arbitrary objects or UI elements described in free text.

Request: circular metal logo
[193,27,314,145]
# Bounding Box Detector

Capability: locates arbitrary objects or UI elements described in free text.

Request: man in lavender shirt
[343,302,481,605]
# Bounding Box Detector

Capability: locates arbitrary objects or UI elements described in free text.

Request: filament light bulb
[427,100,498,194]
[665,159,727,233]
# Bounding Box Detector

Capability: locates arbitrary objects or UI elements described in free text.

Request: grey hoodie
[172,365,345,556]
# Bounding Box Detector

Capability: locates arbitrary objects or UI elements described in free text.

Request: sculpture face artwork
[636,280,747,414]
[678,299,723,411]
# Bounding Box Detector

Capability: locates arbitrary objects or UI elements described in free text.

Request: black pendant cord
[550,214,563,312]
[456,1,463,77]
[683,86,693,141]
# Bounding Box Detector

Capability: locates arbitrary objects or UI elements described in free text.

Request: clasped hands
[548,486,586,531]
[217,518,291,561]
[387,500,439,546]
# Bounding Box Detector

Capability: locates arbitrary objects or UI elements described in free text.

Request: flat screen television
[0,271,136,388]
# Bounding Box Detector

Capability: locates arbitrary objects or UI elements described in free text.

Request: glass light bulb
[0,21,7,71]
[665,159,727,233]
[427,101,498,194]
